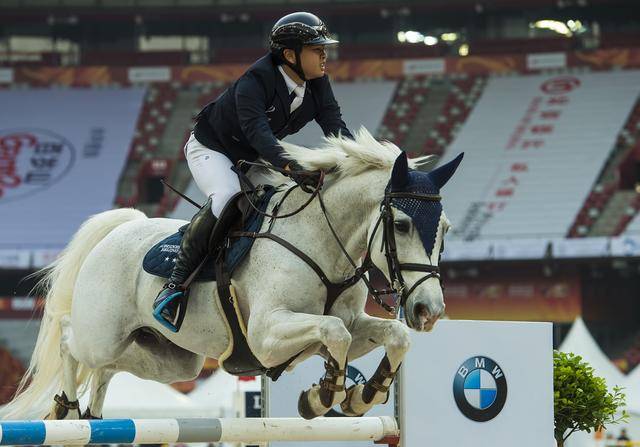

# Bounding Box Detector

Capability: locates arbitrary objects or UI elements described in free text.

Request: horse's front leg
[248,309,352,419]
[340,313,410,416]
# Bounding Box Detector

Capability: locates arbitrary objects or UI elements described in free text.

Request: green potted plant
[554,351,628,446]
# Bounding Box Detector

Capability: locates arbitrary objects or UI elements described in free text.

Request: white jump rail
[0,416,399,445]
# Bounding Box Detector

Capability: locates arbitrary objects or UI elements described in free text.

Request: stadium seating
[115,83,178,208]
[376,74,485,156]
[129,83,178,161]
[5,65,628,239]
[377,76,428,148]
[422,75,486,156]
[441,70,640,240]
[568,96,640,237]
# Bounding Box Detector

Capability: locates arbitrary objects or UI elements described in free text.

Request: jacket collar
[274,65,292,118]
[277,65,306,94]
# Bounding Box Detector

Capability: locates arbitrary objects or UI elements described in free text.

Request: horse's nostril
[414,302,429,319]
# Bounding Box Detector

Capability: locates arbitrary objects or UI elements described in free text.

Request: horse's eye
[394,220,411,233]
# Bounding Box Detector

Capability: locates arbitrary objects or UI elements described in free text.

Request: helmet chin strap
[284,47,307,82]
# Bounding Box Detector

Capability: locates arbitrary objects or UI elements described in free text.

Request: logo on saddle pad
[453,356,507,422]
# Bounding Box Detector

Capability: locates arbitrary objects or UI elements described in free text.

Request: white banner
[10,296,37,311]
[128,67,171,83]
[624,212,640,236]
[443,71,640,240]
[403,58,446,75]
[0,88,145,250]
[0,68,13,84]
[32,249,62,268]
[527,52,567,70]
[491,238,550,259]
[444,236,640,261]
[610,235,640,257]
[442,239,495,261]
[552,237,610,258]
[0,249,30,268]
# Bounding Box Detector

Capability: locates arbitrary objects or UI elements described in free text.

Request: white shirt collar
[278,65,306,94]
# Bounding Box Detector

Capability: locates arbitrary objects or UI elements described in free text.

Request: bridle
[229,161,444,320]
[378,191,443,316]
[336,190,443,325]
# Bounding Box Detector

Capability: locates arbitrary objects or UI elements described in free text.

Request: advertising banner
[0,87,145,250]
[402,320,554,447]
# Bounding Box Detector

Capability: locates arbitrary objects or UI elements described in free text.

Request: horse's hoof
[340,385,364,417]
[298,389,318,420]
[46,392,81,420]
[81,408,102,420]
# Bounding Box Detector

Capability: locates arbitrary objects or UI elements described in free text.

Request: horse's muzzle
[412,302,443,332]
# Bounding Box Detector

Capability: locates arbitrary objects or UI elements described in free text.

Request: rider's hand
[285,161,322,193]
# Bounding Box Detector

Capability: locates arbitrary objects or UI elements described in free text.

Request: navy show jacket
[193,53,353,168]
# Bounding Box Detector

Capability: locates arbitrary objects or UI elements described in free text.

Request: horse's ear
[427,153,464,190]
[391,152,409,191]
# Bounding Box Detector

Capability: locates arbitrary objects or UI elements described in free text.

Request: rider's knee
[211,188,240,217]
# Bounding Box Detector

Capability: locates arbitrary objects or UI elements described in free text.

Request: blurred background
[0,0,639,444]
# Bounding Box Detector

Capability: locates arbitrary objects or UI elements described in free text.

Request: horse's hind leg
[47,316,81,420]
[82,369,115,419]
[248,309,352,420]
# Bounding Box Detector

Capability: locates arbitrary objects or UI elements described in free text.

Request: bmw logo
[453,356,507,422]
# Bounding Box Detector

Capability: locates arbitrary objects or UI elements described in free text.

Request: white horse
[1,128,462,421]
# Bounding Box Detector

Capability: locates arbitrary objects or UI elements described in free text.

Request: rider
[152,11,353,332]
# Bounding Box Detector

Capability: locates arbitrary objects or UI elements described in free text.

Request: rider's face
[299,45,328,80]
[284,45,327,79]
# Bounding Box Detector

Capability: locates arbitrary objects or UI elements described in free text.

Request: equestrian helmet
[269,12,338,52]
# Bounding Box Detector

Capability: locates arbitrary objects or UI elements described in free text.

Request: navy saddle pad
[143,187,277,282]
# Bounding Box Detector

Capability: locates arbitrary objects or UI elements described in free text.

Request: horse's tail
[0,208,147,420]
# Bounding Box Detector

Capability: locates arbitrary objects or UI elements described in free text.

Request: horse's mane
[278,127,436,178]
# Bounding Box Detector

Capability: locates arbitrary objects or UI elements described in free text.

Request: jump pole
[0,416,399,445]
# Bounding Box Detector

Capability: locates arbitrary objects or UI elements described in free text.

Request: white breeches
[184,133,241,217]
[184,133,278,217]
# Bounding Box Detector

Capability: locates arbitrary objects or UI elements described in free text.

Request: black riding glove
[286,161,322,193]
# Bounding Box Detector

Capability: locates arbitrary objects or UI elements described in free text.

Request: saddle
[143,186,281,378]
[143,186,277,282]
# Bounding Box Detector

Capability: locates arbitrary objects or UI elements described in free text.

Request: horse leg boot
[298,355,348,420]
[341,315,410,416]
[153,196,216,332]
[47,316,81,420]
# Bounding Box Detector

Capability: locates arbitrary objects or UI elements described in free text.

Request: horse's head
[368,151,463,332]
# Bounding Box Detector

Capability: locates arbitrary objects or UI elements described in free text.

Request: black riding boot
[152,197,216,332]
